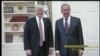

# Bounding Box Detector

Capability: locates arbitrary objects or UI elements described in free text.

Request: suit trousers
[27,42,47,56]
[38,41,47,56]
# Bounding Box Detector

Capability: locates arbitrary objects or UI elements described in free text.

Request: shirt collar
[36,16,43,20]
[63,15,71,21]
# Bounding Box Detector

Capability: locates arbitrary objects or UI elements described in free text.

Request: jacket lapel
[32,17,39,34]
[68,16,74,34]
[43,18,46,31]
[60,18,67,34]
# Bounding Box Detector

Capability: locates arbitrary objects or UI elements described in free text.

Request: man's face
[35,7,44,18]
[61,5,71,18]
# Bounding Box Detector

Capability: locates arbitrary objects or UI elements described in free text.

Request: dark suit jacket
[24,17,53,56]
[55,16,84,56]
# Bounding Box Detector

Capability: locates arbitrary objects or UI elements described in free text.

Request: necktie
[39,18,43,46]
[65,18,68,33]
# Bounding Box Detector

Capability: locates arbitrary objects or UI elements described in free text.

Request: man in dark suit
[55,4,84,56]
[24,5,53,56]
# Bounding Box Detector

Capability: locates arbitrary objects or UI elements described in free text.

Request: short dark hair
[61,4,70,11]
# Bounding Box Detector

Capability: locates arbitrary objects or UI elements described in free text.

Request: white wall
[52,1,99,56]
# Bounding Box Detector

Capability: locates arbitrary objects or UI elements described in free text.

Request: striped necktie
[39,18,43,46]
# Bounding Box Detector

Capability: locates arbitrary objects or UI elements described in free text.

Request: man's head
[61,4,71,18]
[35,5,44,18]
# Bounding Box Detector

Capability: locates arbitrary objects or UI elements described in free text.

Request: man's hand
[26,49,32,56]
[49,48,53,55]
[56,53,60,56]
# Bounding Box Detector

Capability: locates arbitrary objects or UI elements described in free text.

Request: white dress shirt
[63,16,71,27]
[36,16,45,41]
[36,16,53,51]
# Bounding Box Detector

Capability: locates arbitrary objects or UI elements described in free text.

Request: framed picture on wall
[27,7,34,13]
[4,7,14,13]
[5,34,13,43]
[37,1,45,5]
